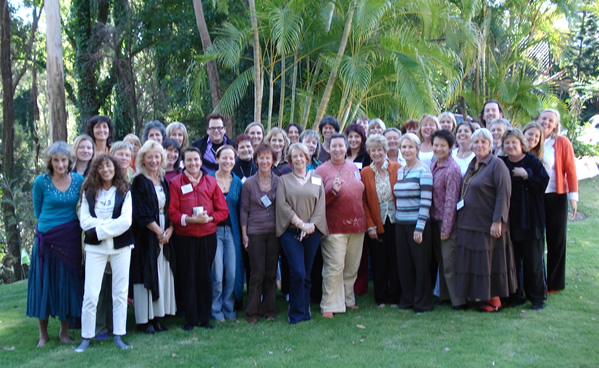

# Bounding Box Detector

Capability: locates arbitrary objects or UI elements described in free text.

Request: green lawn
[1,177,599,367]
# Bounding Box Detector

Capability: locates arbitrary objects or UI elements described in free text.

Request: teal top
[33,173,84,232]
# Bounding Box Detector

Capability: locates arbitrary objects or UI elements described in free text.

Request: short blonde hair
[166,121,189,148]
[470,128,493,150]
[286,142,311,163]
[438,111,457,132]
[417,114,440,142]
[136,140,167,178]
[539,109,561,139]
[502,129,529,153]
[399,133,421,150]
[365,134,389,153]
[264,127,290,154]
[123,133,141,148]
[110,141,134,156]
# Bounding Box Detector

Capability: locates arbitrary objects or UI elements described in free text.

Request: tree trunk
[278,55,286,127]
[313,0,356,128]
[289,53,298,124]
[248,0,262,123]
[0,0,23,282]
[46,0,68,142]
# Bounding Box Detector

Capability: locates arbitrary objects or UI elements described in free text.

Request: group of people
[27,103,578,351]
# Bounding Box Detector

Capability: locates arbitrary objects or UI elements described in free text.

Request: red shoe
[548,289,560,294]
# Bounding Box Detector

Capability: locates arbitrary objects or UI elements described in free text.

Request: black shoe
[183,323,194,331]
[452,304,470,311]
[198,322,214,329]
[137,323,155,334]
[531,302,545,310]
[152,319,168,332]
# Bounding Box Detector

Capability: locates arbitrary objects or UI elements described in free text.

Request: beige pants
[320,233,364,313]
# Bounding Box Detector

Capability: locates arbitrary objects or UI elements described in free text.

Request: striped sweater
[393,165,433,232]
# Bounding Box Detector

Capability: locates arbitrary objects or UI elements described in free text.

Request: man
[192,113,232,173]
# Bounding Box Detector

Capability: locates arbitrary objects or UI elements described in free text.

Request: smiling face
[98,159,116,186]
[420,119,438,140]
[502,135,523,159]
[290,148,308,171]
[217,148,236,173]
[169,129,185,147]
[207,118,225,144]
[287,126,300,143]
[538,111,558,138]
[248,125,264,147]
[483,102,503,124]
[347,131,362,153]
[166,147,179,169]
[433,136,451,162]
[125,138,141,156]
[269,133,285,155]
[330,137,348,164]
[143,150,162,175]
[321,124,336,141]
[113,148,132,170]
[472,135,491,159]
[524,127,541,149]
[302,136,318,157]
[237,139,253,161]
[368,145,386,166]
[183,151,202,177]
[439,117,454,131]
[490,123,506,143]
[257,151,274,173]
[148,128,163,144]
[369,124,383,136]
[51,154,70,176]
[385,131,400,151]
[400,138,419,164]
[456,124,473,147]
[93,122,110,142]
[76,139,94,163]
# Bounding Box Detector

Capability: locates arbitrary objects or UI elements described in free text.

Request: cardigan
[361,161,402,234]
[430,156,462,236]
[545,135,578,197]
[240,174,279,235]
[168,172,229,238]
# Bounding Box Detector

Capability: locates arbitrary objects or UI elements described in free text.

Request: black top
[233,158,258,181]
[500,153,549,241]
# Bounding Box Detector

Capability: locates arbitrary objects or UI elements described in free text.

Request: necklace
[401,162,417,181]
[331,160,346,175]
[239,162,255,178]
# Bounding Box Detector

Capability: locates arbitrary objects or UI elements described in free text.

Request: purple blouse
[430,156,462,235]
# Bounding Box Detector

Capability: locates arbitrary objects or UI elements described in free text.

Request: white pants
[320,233,364,313]
[81,249,131,339]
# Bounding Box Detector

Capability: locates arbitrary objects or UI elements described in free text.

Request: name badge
[260,195,272,208]
[241,176,248,183]
[181,183,193,194]
[456,199,464,211]
[311,176,322,186]
[354,162,363,170]
[354,171,361,180]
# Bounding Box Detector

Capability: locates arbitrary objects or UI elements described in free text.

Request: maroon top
[430,156,462,235]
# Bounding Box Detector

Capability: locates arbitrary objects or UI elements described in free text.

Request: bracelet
[332,188,339,195]
[158,232,165,241]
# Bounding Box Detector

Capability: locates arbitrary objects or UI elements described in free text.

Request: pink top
[430,156,462,235]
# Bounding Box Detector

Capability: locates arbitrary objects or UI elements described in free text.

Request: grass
[1,177,599,367]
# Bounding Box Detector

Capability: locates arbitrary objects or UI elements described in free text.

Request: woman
[27,142,84,347]
[500,129,549,309]
[209,145,243,321]
[489,118,511,156]
[318,116,341,162]
[241,144,279,323]
[451,121,476,176]
[344,124,371,170]
[130,141,176,334]
[75,155,133,352]
[299,129,322,171]
[264,127,290,176]
[232,134,257,182]
[401,119,419,135]
[85,116,114,154]
[368,118,386,136]
[383,128,405,166]
[163,138,182,184]
[361,134,402,307]
[522,121,545,162]
[245,122,265,148]
[479,100,504,128]
[438,112,457,132]
[166,121,189,149]
[315,134,366,318]
[416,114,439,168]
[393,133,434,312]
[429,130,464,309]
[454,128,516,312]
[142,120,166,144]
[169,147,229,330]
[276,143,328,324]
[110,141,136,182]
[123,134,141,171]
[539,109,578,293]
[285,123,303,144]
[72,135,95,176]
[354,116,370,136]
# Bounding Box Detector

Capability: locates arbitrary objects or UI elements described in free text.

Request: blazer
[361,161,402,234]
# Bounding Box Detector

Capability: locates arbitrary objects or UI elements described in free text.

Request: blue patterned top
[33,173,84,232]
[393,165,433,232]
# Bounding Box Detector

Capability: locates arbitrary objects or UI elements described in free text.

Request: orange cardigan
[553,136,578,195]
[361,161,402,234]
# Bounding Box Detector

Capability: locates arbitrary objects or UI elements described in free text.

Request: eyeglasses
[208,126,225,132]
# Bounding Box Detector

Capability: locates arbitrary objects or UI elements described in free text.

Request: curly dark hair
[85,115,115,148]
[82,154,130,197]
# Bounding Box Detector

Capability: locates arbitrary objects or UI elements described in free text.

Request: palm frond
[214,67,254,116]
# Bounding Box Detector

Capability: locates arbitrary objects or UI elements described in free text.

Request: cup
[193,206,204,216]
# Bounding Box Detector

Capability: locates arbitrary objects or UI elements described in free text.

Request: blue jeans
[211,226,236,320]
[280,228,321,324]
